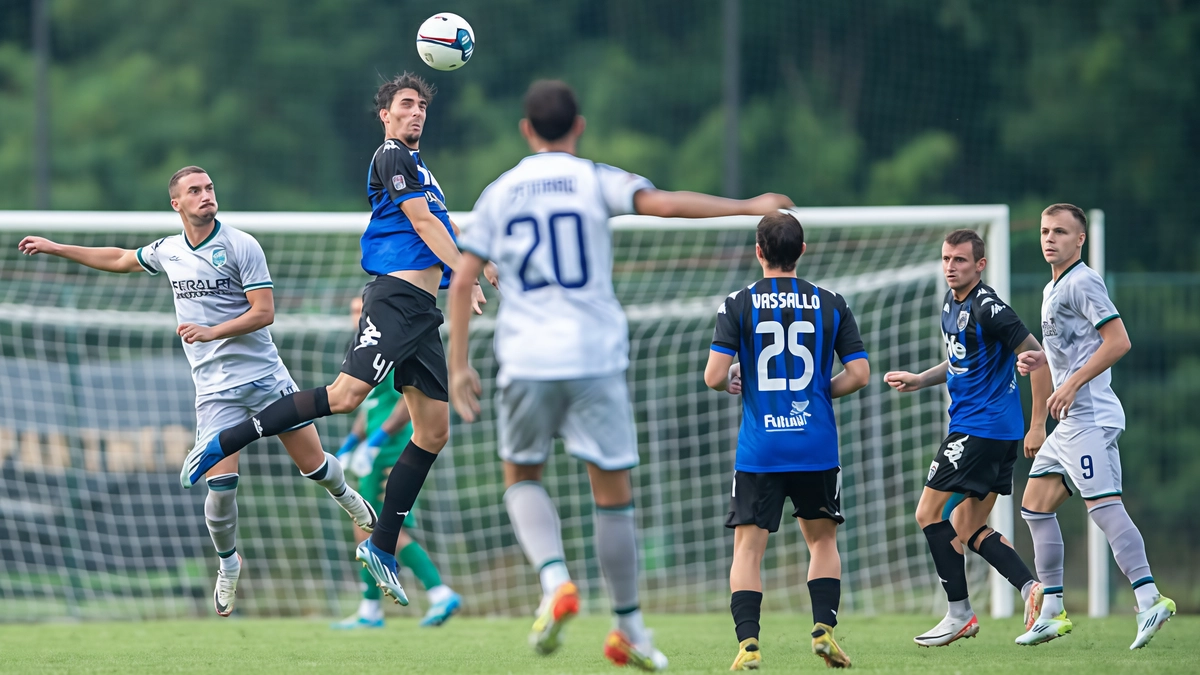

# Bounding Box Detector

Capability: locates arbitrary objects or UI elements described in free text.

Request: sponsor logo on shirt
[392,174,406,191]
[763,399,812,432]
[171,278,235,299]
[211,248,227,268]
[990,304,1005,318]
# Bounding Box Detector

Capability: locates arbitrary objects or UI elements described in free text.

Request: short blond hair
[1043,203,1087,230]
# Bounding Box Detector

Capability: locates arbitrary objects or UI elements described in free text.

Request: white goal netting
[0,206,1007,621]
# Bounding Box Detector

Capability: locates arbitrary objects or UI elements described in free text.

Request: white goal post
[1,205,1037,621]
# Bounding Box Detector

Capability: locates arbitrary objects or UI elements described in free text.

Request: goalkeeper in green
[331,295,461,629]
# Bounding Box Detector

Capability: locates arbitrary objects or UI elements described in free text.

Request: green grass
[0,613,1193,674]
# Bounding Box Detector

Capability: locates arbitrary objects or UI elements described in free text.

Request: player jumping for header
[706,212,870,670]
[18,166,377,617]
[447,80,793,671]
[180,73,488,607]
[885,229,1046,647]
[1014,204,1174,649]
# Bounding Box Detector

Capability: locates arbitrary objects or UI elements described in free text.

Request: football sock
[303,452,348,497]
[503,480,569,595]
[217,387,332,456]
[427,584,455,605]
[358,597,382,620]
[370,440,437,554]
[360,565,381,600]
[808,577,841,627]
[399,540,443,590]
[923,521,969,605]
[1021,507,1065,616]
[731,590,762,642]
[219,550,241,573]
[616,607,649,646]
[1088,501,1158,611]
[595,504,640,615]
[968,526,1036,592]
[204,474,239,560]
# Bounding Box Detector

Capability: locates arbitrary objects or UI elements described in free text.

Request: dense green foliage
[1,0,1196,271]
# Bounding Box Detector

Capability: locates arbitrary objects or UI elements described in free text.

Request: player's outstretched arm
[447,251,487,422]
[884,361,947,393]
[1045,318,1131,421]
[18,236,143,273]
[831,358,871,398]
[633,189,794,219]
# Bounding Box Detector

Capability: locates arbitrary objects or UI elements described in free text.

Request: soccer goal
[0,205,1017,621]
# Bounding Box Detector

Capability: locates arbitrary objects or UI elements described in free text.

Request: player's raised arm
[400,196,463,272]
[18,236,145,273]
[633,189,794,219]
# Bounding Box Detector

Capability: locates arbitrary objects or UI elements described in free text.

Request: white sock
[219,553,240,573]
[1134,582,1160,612]
[1041,588,1064,618]
[616,609,648,646]
[358,598,382,619]
[948,598,973,620]
[540,561,571,596]
[427,584,454,605]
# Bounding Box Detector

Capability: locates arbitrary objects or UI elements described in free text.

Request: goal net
[0,206,1008,621]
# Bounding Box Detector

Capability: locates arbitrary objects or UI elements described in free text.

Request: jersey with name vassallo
[941,282,1031,440]
[363,138,455,284]
[711,278,867,472]
[458,152,653,385]
[1040,260,1125,430]
[136,221,281,395]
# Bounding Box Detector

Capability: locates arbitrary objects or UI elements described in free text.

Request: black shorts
[725,468,845,533]
[341,275,448,402]
[925,432,1020,499]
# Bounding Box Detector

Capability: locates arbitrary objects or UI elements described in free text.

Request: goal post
[0,205,1014,620]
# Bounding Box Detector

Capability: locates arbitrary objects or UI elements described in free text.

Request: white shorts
[194,363,307,448]
[498,373,639,471]
[1028,424,1123,499]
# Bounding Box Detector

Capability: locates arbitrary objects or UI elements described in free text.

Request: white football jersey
[136,221,282,395]
[459,152,653,385]
[1040,260,1125,429]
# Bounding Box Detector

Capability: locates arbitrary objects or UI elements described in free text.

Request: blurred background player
[331,295,462,629]
[706,212,870,670]
[180,74,487,607]
[885,229,1045,647]
[448,80,793,671]
[17,166,377,617]
[1014,204,1175,649]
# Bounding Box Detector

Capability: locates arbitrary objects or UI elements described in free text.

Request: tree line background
[0,0,1197,608]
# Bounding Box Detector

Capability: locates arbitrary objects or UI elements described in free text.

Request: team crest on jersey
[392,174,406,191]
[211,248,227,268]
[957,309,970,331]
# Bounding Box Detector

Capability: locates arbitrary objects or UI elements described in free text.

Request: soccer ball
[416,13,475,71]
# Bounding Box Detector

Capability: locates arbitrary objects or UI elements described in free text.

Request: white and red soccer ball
[416,13,475,71]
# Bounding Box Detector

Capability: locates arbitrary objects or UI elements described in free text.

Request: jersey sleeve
[595,163,654,216]
[973,295,1030,352]
[135,238,165,275]
[457,183,498,261]
[233,233,274,291]
[376,143,425,205]
[832,295,867,363]
[1069,272,1121,329]
[711,291,742,356]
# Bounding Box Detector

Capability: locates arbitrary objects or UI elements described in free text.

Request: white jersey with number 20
[459,152,653,386]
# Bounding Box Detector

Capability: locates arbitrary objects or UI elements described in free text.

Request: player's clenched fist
[1016,350,1046,376]
[17,236,60,256]
[726,362,742,395]
[884,371,922,393]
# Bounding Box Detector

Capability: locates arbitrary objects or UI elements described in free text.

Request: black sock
[217,387,331,456]
[808,577,840,627]
[970,528,1035,591]
[923,520,968,602]
[370,440,437,554]
[730,590,762,643]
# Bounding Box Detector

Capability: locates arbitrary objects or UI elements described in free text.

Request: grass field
[0,613,1194,674]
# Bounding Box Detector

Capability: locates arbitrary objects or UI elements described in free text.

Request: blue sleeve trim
[243,282,274,291]
[135,248,159,275]
[710,344,737,356]
[840,351,868,364]
[391,191,426,206]
[1095,314,1120,329]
